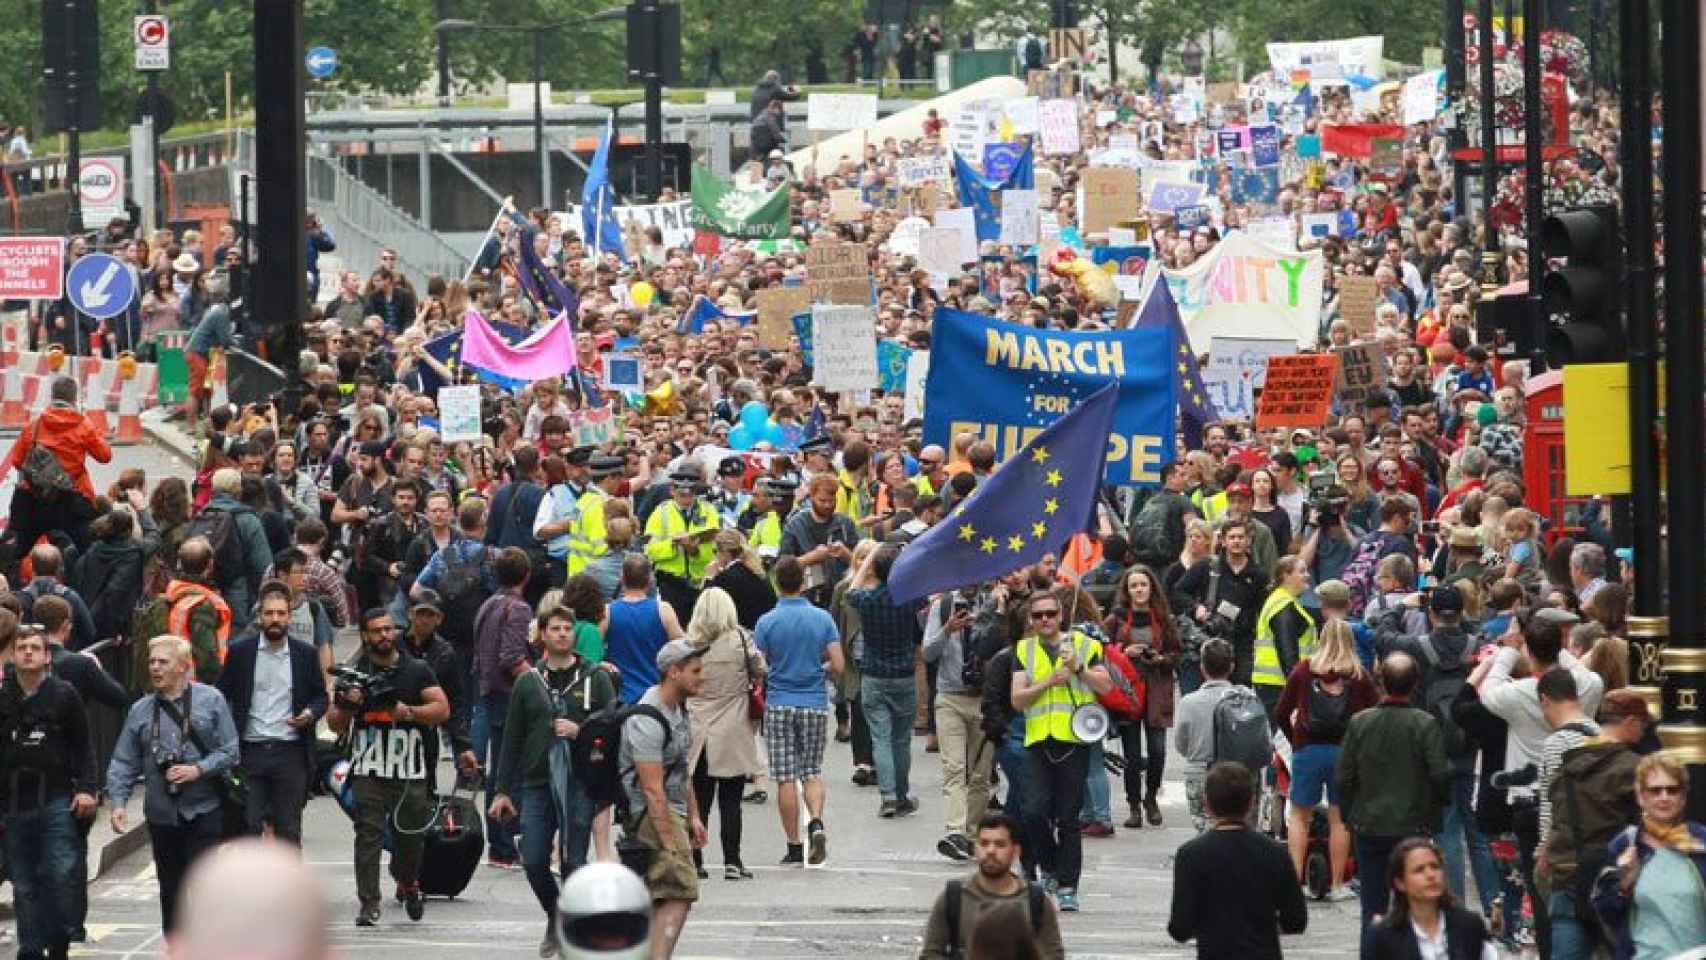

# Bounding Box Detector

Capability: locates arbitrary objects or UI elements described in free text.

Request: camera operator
[326,608,450,928]
[1299,484,1357,587]
[1172,519,1267,687]
[106,635,240,935]
[922,583,1003,863]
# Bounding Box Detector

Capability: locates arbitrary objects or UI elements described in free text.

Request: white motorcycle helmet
[557,862,652,959]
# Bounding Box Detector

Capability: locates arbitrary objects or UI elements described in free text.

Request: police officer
[709,456,750,529]
[1008,589,1113,914]
[741,477,796,563]
[798,436,834,488]
[564,446,594,500]
[643,470,720,623]
[567,456,628,577]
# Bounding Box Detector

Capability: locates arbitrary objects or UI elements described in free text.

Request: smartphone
[1421,520,1440,535]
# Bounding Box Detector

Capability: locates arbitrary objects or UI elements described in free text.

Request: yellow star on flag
[1031,521,1048,540]
[1031,445,1051,465]
[1178,361,1188,375]
[1044,497,1059,515]
[980,536,998,554]
[958,523,977,542]
[1045,469,1063,487]
[1007,534,1026,552]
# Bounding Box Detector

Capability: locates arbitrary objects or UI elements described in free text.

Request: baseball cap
[1225,481,1253,499]
[656,639,708,672]
[410,589,444,615]
[1427,585,1464,616]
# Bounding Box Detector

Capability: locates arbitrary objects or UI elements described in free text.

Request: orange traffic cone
[0,369,28,431]
[112,375,144,445]
[82,362,112,437]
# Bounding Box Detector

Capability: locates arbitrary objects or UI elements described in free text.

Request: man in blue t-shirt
[753,556,845,867]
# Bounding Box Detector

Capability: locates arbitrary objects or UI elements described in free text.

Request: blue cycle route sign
[306,46,338,79]
[66,253,136,320]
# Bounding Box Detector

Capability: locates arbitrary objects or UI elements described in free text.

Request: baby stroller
[1263,735,1354,901]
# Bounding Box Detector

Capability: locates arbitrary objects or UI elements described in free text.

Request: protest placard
[807,93,878,131]
[1336,274,1381,339]
[1175,205,1209,230]
[1254,353,1339,430]
[983,142,1025,182]
[951,103,991,165]
[1147,180,1207,216]
[933,207,979,264]
[1301,212,1338,240]
[438,385,483,443]
[805,241,870,305]
[1249,125,1281,167]
[0,237,64,300]
[1078,167,1138,235]
[887,215,929,257]
[1370,138,1403,177]
[1202,366,1254,420]
[755,286,811,349]
[1003,96,1040,135]
[603,353,644,394]
[897,154,949,187]
[913,182,941,217]
[811,305,879,393]
[1209,336,1296,391]
[1038,99,1080,155]
[1333,343,1385,408]
[829,188,863,222]
[1216,129,1242,155]
[918,227,965,277]
[999,189,1039,245]
[1402,70,1441,125]
[570,406,619,447]
[902,349,931,422]
[1245,217,1295,250]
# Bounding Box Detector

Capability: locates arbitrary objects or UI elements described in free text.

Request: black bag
[415,789,484,898]
[1211,686,1272,772]
[942,878,1048,959]
[1304,676,1351,740]
[157,694,248,839]
[573,703,671,817]
[182,508,245,590]
[20,440,73,499]
[1023,36,1045,70]
[1416,636,1472,756]
[436,544,492,649]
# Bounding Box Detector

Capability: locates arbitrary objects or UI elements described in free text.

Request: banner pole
[460,198,512,287]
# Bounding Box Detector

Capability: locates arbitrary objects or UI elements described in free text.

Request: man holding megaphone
[1009,588,1113,915]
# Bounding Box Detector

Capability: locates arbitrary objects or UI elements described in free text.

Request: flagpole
[593,183,606,264]
[461,196,514,287]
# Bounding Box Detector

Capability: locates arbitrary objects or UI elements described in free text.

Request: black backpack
[1023,36,1045,70]
[1416,635,1471,756]
[942,879,1048,959]
[437,544,493,650]
[572,703,671,818]
[20,442,73,499]
[1211,686,1272,771]
[182,508,246,589]
[1130,492,1181,568]
[1305,675,1351,740]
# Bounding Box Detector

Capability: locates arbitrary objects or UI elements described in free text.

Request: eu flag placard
[922,309,1175,485]
[889,383,1118,604]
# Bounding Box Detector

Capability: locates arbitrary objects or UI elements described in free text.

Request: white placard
[903,349,930,422]
[1038,99,1080,155]
[1107,227,1138,246]
[1402,70,1442,125]
[1301,212,1339,240]
[999,189,1039,246]
[807,93,878,132]
[1245,217,1296,250]
[602,352,644,393]
[1208,336,1297,390]
[810,305,879,393]
[1003,97,1040,135]
[1113,274,1146,301]
[897,155,950,188]
[438,385,483,443]
[887,215,930,257]
[1095,109,1117,128]
[917,227,965,277]
[950,102,990,166]
[1267,36,1385,81]
[932,207,979,265]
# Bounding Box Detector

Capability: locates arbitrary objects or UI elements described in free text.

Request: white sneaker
[1325,885,1358,903]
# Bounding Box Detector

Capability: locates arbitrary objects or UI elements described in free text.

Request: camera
[332,665,400,711]
[154,746,186,795]
[1308,483,1350,529]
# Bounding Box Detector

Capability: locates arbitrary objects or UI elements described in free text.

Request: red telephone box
[1523,370,1585,547]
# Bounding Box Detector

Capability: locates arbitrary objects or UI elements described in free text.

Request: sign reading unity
[922,308,1176,485]
[1154,231,1325,353]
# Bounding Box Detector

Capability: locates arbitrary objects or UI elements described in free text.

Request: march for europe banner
[922,308,1176,486]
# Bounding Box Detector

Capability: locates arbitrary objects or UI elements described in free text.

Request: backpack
[1415,635,1471,756]
[942,879,1048,959]
[1023,36,1045,70]
[571,703,671,819]
[1130,493,1181,567]
[129,595,175,696]
[1098,642,1148,721]
[1211,686,1271,772]
[437,544,493,650]
[182,508,245,589]
[20,440,73,499]
[1304,675,1351,740]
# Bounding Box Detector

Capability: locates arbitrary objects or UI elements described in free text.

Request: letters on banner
[563,200,695,249]
[1154,231,1325,353]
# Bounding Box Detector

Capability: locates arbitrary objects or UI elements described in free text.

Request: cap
[799,436,832,455]
[669,469,703,487]
[1447,274,1474,293]
[410,589,444,615]
[565,446,594,467]
[1316,580,1351,606]
[767,149,784,159]
[1449,526,1481,549]
[761,476,799,496]
[656,639,709,672]
[589,455,626,478]
[1427,585,1464,616]
[1225,481,1253,499]
[718,455,747,478]
[1533,607,1582,627]
[172,253,200,274]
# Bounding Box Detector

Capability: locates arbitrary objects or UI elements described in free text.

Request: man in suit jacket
[216,580,328,846]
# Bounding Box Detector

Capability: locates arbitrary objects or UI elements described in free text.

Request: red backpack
[1098,643,1148,720]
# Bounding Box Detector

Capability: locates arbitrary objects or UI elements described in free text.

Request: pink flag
[459,308,579,382]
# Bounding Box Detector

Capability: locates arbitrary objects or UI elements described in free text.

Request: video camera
[1307,479,1351,528]
[332,665,401,710]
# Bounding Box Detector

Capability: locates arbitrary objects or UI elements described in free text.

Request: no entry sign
[0,237,66,300]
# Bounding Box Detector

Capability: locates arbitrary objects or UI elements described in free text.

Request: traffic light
[40,0,101,134]
[1540,205,1623,364]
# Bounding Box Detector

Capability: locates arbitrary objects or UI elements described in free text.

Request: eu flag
[888,383,1118,604]
[582,116,627,262]
[1130,281,1218,447]
[420,318,531,395]
[678,294,756,334]
[952,142,1034,243]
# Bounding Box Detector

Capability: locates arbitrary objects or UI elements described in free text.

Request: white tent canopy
[784,76,1029,173]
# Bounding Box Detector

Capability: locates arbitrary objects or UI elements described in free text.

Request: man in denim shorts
[754,557,845,866]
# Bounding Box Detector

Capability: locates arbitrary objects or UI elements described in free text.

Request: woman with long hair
[533,455,577,590]
[139,268,182,355]
[192,433,238,510]
[685,587,766,880]
[1164,518,1214,605]
[270,439,319,523]
[1274,618,1378,902]
[1249,468,1294,554]
[1594,753,1706,959]
[704,529,776,630]
[1337,455,1378,534]
[1367,838,1495,959]
[1103,564,1180,828]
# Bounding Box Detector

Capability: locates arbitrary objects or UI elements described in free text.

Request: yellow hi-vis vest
[1254,588,1316,687]
[565,488,610,576]
[643,499,720,581]
[1014,630,1103,747]
[748,511,782,558]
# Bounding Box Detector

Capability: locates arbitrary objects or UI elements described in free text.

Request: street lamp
[435,8,625,210]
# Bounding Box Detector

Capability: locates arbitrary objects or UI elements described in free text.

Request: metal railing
[298,140,470,285]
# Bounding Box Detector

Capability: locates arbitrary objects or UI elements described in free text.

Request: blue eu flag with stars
[889,383,1118,604]
[1131,281,1217,448]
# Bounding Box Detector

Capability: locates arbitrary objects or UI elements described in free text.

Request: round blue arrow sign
[306,46,338,79]
[66,253,137,320]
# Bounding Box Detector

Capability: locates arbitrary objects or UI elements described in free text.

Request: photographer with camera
[1172,519,1268,687]
[326,608,450,927]
[923,582,1001,863]
[106,634,240,935]
[1299,484,1358,587]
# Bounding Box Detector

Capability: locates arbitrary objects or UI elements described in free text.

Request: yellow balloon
[631,281,655,307]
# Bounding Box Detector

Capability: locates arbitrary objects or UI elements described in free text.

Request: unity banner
[1154,230,1325,353]
[922,308,1176,486]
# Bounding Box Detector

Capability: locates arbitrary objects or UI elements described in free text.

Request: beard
[262,622,290,644]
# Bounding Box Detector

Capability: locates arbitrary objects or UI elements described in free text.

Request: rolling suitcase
[415,789,484,898]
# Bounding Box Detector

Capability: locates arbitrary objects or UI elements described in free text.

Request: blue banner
[921,309,1177,486]
[1229,167,1281,205]
[1250,124,1281,167]
[877,339,911,393]
[953,143,1034,243]
[983,142,1025,183]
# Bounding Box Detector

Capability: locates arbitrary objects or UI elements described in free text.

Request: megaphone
[1069,702,1111,743]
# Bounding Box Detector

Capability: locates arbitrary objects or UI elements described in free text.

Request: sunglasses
[1030,608,1061,620]
[1642,783,1684,797]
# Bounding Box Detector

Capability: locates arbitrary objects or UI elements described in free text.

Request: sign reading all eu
[922,308,1177,485]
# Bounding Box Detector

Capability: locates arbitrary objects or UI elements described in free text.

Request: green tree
[1225,0,1440,71]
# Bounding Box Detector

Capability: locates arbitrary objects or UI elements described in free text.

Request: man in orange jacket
[2,375,112,557]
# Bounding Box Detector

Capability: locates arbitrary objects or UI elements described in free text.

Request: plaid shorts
[763,705,830,782]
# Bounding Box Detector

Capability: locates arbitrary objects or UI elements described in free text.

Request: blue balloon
[727,423,756,450]
[757,421,786,447]
[739,401,770,429]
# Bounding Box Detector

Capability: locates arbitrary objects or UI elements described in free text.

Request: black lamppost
[436,9,625,209]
